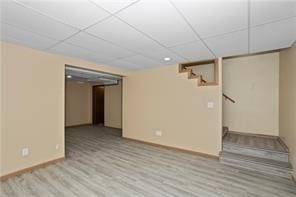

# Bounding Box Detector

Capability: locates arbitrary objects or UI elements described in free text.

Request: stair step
[220,151,292,179]
[223,142,289,162]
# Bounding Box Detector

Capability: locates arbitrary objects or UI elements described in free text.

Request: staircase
[179,59,293,179]
[179,60,236,103]
[179,59,219,86]
[220,131,293,179]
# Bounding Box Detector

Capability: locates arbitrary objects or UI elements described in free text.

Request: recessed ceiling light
[67,75,72,78]
[164,57,171,61]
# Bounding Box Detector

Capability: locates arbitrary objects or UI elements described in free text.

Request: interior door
[93,86,104,125]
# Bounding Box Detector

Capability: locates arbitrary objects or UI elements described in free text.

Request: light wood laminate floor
[1,126,295,197]
[223,132,287,152]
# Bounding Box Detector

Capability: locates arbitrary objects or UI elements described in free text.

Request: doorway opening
[93,85,105,125]
[65,65,122,127]
[64,65,123,145]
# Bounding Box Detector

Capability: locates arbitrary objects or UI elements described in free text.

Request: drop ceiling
[65,66,121,85]
[1,0,295,70]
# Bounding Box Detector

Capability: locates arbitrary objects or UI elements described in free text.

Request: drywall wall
[0,45,2,173]
[222,53,279,135]
[0,42,128,177]
[1,44,65,177]
[65,80,122,128]
[279,47,296,179]
[65,81,92,127]
[105,81,122,129]
[123,61,222,156]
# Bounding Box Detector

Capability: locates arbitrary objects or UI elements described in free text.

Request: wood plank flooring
[223,132,287,152]
[1,125,295,197]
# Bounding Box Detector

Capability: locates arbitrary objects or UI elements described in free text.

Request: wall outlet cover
[155,130,162,136]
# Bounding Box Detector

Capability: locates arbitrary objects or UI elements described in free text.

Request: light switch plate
[21,147,29,157]
[207,101,214,109]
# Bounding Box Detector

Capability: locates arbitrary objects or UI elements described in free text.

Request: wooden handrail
[201,76,235,103]
[223,93,235,103]
[180,64,235,102]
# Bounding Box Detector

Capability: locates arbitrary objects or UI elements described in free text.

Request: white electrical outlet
[207,101,214,109]
[155,130,162,136]
[55,144,60,150]
[21,147,29,157]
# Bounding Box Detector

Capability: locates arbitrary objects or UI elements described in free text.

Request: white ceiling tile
[66,32,135,60]
[1,1,78,40]
[205,30,248,57]
[250,18,295,53]
[2,0,294,70]
[91,0,138,13]
[106,59,142,70]
[15,0,110,29]
[0,36,23,46]
[172,0,248,38]
[86,17,162,54]
[250,0,296,26]
[117,0,197,47]
[121,55,160,68]
[169,41,214,61]
[143,47,187,65]
[48,42,101,62]
[1,22,58,50]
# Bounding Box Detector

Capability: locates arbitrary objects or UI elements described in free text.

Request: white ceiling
[1,0,295,70]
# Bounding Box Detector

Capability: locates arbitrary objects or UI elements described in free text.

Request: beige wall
[1,44,65,177]
[0,42,128,177]
[65,81,92,127]
[123,61,222,156]
[222,53,279,135]
[279,47,296,179]
[0,45,2,172]
[65,80,122,128]
[105,81,122,129]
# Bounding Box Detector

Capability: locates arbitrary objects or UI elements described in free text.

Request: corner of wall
[222,53,280,135]
[279,46,296,179]
[0,45,3,176]
[0,42,128,177]
[123,63,222,156]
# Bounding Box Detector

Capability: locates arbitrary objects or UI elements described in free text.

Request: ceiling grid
[0,0,295,70]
